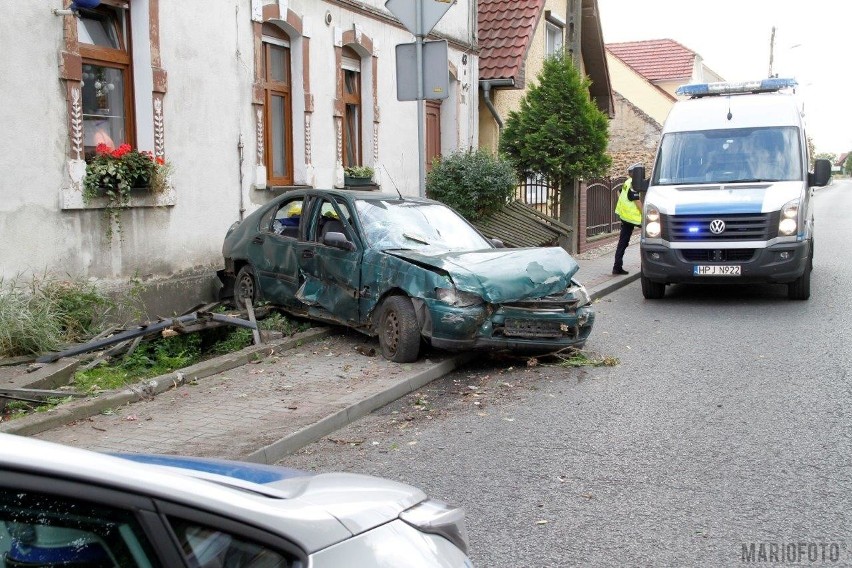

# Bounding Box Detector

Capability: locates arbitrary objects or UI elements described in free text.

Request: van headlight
[778,199,799,236]
[645,204,661,238]
[436,287,483,307]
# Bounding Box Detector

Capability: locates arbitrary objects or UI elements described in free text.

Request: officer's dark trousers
[613,220,639,272]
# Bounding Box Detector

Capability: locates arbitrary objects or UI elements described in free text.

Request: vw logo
[709,219,726,234]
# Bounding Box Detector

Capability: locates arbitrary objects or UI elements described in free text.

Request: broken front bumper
[420,300,595,352]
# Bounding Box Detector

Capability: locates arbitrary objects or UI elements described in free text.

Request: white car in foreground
[0,433,471,567]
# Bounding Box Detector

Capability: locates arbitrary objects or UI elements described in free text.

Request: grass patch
[0,274,115,358]
[552,349,619,368]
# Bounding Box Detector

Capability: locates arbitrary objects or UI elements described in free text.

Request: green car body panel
[221,189,594,355]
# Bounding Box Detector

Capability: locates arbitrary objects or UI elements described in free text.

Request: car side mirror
[323,232,356,251]
[810,158,831,187]
[490,238,505,248]
[630,165,647,192]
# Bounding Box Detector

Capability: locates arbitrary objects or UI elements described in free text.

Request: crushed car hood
[385,247,579,303]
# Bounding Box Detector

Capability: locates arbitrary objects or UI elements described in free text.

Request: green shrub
[0,275,114,358]
[426,149,518,220]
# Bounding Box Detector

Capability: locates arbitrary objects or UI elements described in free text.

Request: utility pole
[768,26,776,78]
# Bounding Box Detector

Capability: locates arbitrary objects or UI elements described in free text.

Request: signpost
[386,0,453,196]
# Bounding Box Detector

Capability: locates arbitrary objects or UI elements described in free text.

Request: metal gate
[585,176,626,238]
[516,172,560,219]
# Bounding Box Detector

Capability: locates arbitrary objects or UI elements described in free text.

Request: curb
[0,328,337,436]
[244,353,476,465]
[588,272,640,301]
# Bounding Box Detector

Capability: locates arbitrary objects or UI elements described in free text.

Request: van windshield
[652,126,802,185]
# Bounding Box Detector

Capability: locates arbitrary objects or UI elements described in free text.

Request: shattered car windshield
[355,199,492,251]
[653,126,802,185]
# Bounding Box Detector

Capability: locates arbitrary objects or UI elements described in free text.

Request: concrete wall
[0,0,477,316]
[606,52,674,126]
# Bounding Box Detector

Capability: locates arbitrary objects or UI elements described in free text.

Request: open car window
[267,199,304,239]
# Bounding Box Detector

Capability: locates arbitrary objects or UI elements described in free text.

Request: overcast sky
[597,0,850,155]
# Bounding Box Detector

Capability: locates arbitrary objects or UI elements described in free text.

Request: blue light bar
[676,78,798,97]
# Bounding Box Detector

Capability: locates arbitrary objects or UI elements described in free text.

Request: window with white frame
[546,21,564,57]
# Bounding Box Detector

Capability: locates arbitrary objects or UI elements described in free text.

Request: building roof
[478,0,544,82]
[606,39,697,82]
[836,152,849,167]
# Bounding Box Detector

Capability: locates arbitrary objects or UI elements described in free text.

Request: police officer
[612,164,643,275]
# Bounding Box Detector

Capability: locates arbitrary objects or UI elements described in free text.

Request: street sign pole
[416,2,426,197]
[386,0,453,197]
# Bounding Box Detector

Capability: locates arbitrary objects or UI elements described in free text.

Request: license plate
[693,265,741,276]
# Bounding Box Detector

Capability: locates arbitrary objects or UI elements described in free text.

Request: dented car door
[295,197,362,325]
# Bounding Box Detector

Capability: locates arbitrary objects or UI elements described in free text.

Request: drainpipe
[480,78,515,132]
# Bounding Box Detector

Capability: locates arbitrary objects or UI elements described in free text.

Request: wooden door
[425,101,441,172]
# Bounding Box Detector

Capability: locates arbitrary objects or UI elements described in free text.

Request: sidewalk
[2,243,640,463]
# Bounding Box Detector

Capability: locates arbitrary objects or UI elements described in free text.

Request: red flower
[95,143,112,155]
[156,156,165,165]
[110,143,132,158]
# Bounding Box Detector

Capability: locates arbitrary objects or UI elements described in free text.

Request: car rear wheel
[234,264,258,311]
[377,296,420,363]
[641,272,666,299]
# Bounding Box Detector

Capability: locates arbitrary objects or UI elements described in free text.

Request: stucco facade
[0,0,478,313]
[478,0,570,153]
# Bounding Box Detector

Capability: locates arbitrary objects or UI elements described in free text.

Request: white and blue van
[634,78,832,300]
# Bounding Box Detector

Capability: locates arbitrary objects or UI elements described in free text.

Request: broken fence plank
[243,298,263,345]
[210,313,259,331]
[0,387,86,398]
[36,313,200,364]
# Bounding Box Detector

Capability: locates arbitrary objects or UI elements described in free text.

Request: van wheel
[788,248,812,301]
[377,296,421,363]
[234,264,258,311]
[641,273,666,299]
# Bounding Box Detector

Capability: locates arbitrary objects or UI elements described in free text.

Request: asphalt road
[285,180,852,567]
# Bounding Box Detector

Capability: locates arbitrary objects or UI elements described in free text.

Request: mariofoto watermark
[741,542,845,564]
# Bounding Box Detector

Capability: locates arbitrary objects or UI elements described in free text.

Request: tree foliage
[845,155,852,176]
[814,152,837,165]
[499,54,611,183]
[426,149,517,219]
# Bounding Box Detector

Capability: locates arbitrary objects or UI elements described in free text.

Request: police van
[633,78,832,300]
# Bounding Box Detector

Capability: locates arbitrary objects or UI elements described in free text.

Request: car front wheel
[377,296,421,363]
[234,264,258,311]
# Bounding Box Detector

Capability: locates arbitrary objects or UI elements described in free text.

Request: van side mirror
[630,165,647,192]
[811,159,831,187]
[490,238,505,248]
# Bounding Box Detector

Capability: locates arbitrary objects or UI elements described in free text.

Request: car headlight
[400,499,469,554]
[645,204,661,238]
[778,199,799,236]
[435,287,483,307]
[567,281,591,306]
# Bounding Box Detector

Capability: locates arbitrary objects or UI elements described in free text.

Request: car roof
[0,433,424,553]
[279,188,436,204]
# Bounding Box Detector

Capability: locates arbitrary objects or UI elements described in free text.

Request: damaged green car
[220,189,594,362]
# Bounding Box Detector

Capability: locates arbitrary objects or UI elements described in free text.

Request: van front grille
[662,212,778,241]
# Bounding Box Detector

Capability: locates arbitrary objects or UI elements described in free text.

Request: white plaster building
[0,0,478,313]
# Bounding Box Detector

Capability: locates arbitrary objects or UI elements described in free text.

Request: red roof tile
[606,39,696,82]
[478,0,545,81]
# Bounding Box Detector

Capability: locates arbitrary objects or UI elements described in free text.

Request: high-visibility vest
[614,179,642,225]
